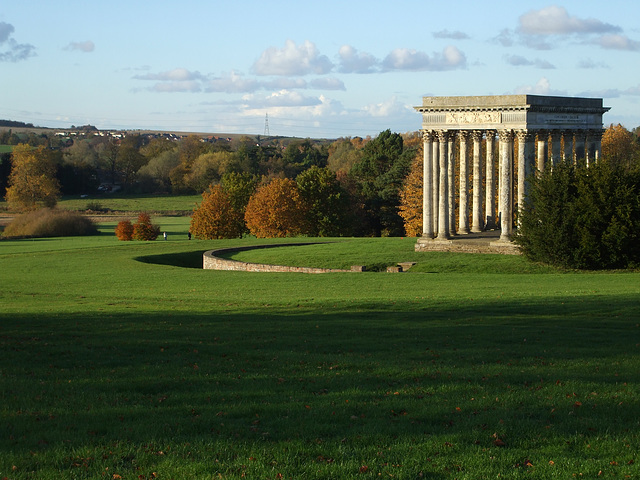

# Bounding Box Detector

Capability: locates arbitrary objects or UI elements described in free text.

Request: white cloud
[151,81,202,93]
[206,71,259,93]
[433,30,470,40]
[512,77,566,96]
[577,59,609,69]
[309,77,345,90]
[504,54,555,69]
[518,6,621,35]
[338,44,378,73]
[0,21,14,43]
[252,39,333,76]
[362,96,408,117]
[65,40,95,53]
[134,68,205,82]
[244,90,322,109]
[594,34,640,51]
[0,21,35,62]
[382,46,466,71]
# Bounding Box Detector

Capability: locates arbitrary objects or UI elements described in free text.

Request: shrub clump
[133,213,160,241]
[514,161,640,269]
[2,208,98,238]
[115,219,134,241]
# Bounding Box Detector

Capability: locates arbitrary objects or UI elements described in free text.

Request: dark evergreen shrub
[515,162,640,269]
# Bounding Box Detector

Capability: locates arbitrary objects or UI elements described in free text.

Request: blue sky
[1,1,639,138]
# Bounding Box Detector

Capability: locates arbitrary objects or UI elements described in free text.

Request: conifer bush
[2,208,97,238]
[515,161,640,269]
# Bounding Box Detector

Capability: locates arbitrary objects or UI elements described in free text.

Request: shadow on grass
[135,250,204,268]
[1,294,639,477]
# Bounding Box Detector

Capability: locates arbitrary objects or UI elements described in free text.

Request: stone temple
[413,94,610,251]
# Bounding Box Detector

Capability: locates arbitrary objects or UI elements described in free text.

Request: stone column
[485,130,496,230]
[436,130,449,240]
[563,131,573,163]
[471,130,484,233]
[594,129,603,163]
[498,130,514,242]
[516,130,535,228]
[574,131,586,166]
[447,132,456,236]
[458,131,470,234]
[432,137,439,232]
[536,131,547,171]
[550,131,562,166]
[422,130,434,239]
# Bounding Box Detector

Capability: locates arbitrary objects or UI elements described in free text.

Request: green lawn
[1,220,639,479]
[56,193,204,214]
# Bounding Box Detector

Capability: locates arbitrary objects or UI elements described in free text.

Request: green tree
[220,172,258,220]
[296,166,352,236]
[137,148,180,192]
[117,135,147,187]
[4,144,61,211]
[350,129,414,236]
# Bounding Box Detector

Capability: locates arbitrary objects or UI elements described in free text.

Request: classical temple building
[414,94,609,251]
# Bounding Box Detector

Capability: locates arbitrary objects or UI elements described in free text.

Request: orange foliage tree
[115,219,134,240]
[244,178,305,238]
[190,184,245,239]
[132,212,160,241]
[398,145,423,237]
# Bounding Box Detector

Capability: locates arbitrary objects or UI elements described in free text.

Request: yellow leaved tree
[5,144,60,211]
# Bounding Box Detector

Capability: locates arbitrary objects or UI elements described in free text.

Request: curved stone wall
[203,243,350,273]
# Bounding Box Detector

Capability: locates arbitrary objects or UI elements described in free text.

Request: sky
[1,1,639,138]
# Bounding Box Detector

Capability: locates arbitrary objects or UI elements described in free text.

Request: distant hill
[0,119,37,129]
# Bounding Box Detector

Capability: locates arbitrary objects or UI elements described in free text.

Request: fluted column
[447,132,456,236]
[432,137,439,232]
[471,130,484,233]
[458,131,470,234]
[594,129,603,163]
[536,131,547,171]
[436,130,449,240]
[485,130,496,230]
[574,131,586,166]
[550,131,562,166]
[422,130,434,238]
[516,130,535,227]
[563,131,573,163]
[498,130,514,242]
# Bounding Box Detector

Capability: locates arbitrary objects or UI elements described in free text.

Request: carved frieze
[446,111,500,125]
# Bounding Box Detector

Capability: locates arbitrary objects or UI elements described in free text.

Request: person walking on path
[163,232,167,241]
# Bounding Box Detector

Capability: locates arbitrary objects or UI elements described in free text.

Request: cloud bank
[0,21,36,62]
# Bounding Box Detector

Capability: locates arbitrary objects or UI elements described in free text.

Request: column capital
[471,130,483,142]
[485,129,497,138]
[516,129,533,141]
[458,130,470,140]
[421,130,435,141]
[498,129,514,141]
[436,129,450,141]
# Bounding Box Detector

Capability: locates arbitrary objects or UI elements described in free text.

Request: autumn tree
[132,212,160,241]
[244,178,305,238]
[4,144,61,211]
[190,184,245,239]
[601,123,639,170]
[399,144,423,237]
[115,219,134,241]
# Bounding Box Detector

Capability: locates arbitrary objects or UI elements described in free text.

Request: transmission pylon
[264,113,270,137]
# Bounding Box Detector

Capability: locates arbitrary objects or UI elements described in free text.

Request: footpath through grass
[1,222,639,479]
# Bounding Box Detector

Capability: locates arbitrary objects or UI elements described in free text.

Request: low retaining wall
[203,243,351,273]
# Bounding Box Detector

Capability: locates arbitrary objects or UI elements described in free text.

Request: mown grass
[1,221,639,479]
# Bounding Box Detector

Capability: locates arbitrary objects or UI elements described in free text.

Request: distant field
[0,144,14,153]
[1,226,639,479]
[58,193,203,214]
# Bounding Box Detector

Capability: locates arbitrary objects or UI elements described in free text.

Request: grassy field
[57,193,204,214]
[1,216,639,479]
